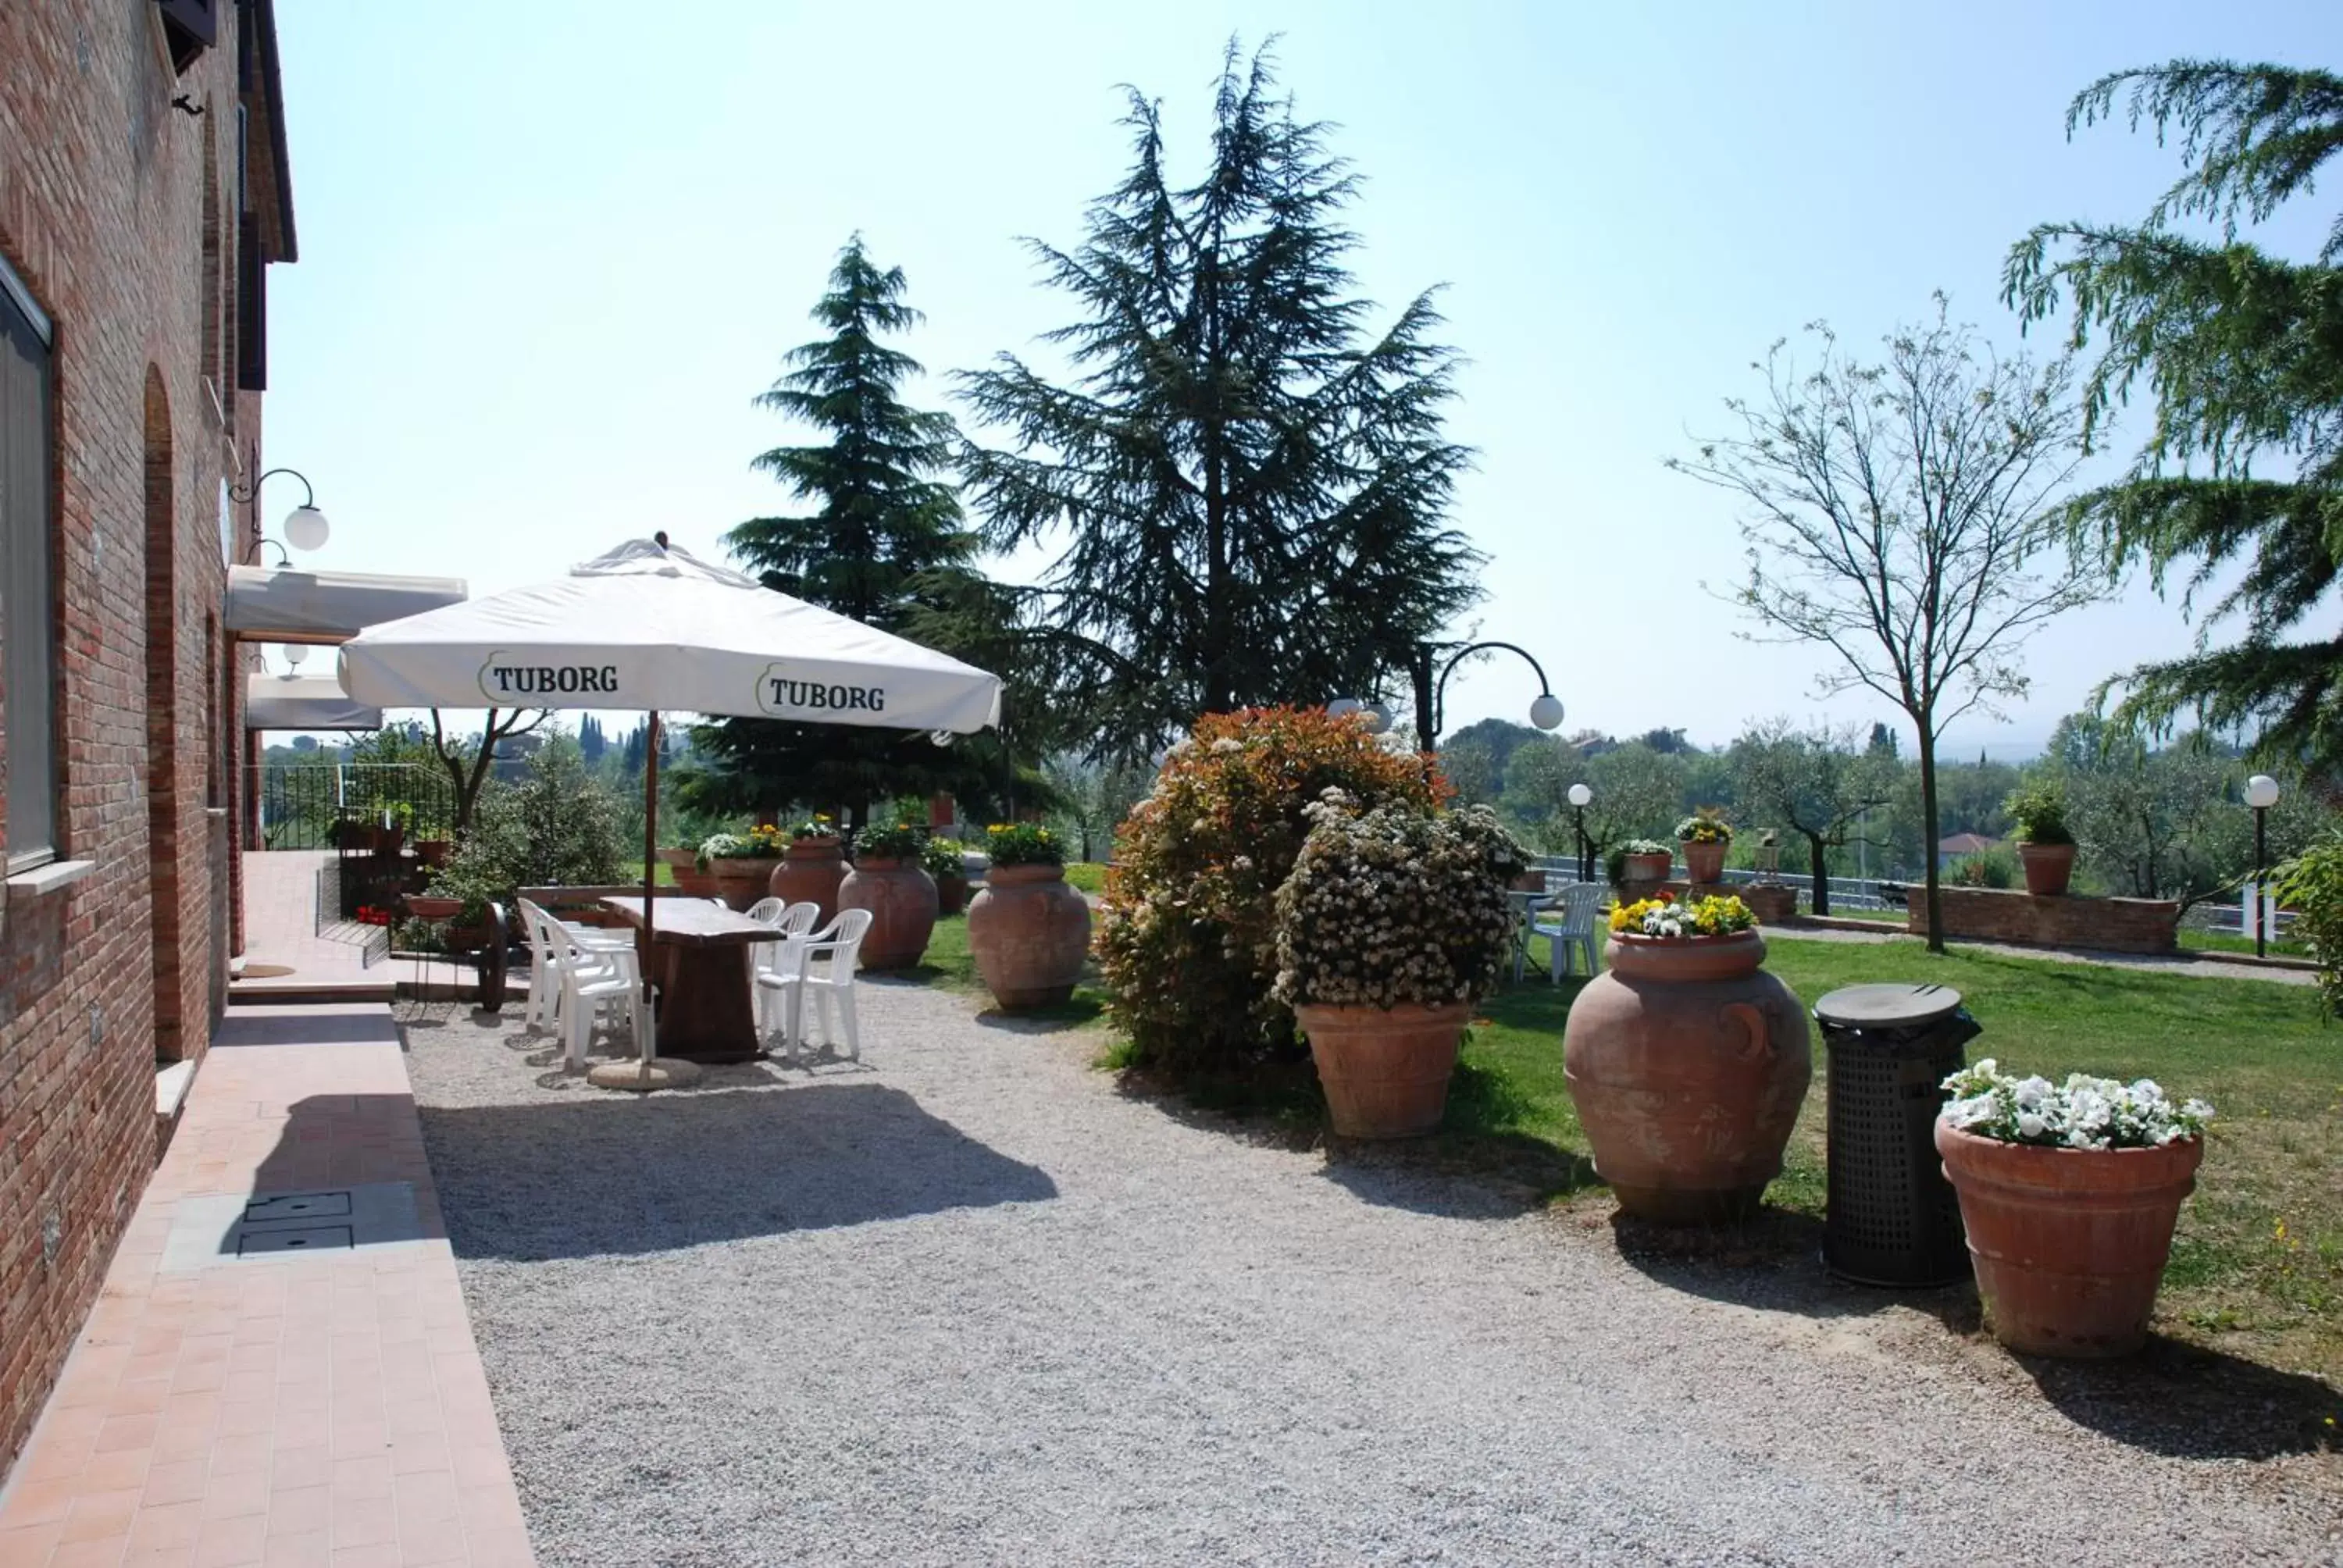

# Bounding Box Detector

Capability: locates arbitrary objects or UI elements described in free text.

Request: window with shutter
[1,259,59,871]
[158,0,217,74]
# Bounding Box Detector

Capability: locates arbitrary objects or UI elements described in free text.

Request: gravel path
[401,985,2341,1568]
[1767,921,2317,985]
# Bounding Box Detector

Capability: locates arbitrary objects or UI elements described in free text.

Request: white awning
[225,564,468,645]
[244,673,381,730]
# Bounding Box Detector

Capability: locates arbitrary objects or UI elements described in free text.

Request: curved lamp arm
[1415,640,1561,752]
[227,466,315,508]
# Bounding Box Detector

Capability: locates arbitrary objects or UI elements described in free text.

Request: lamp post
[1568,782,1592,882]
[2245,772,2281,957]
[230,467,330,562]
[1330,640,1563,756]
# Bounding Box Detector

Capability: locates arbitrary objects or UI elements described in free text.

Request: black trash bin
[1814,983,1980,1287]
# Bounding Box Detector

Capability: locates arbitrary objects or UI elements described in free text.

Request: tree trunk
[1806,832,1831,916]
[1917,722,1945,953]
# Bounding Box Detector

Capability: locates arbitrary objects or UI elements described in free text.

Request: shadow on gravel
[418,1084,1057,1260]
[1604,1208,1982,1330]
[2024,1339,2342,1459]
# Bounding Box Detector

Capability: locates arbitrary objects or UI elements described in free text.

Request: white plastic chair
[517,898,633,1034]
[755,907,872,1063]
[744,896,787,925]
[1528,882,1605,982]
[521,903,652,1069]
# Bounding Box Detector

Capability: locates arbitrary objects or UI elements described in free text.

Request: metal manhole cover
[244,1191,352,1223]
[237,1224,354,1256]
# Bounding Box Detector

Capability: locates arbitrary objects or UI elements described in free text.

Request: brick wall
[1903,886,2181,955]
[0,1,263,1474]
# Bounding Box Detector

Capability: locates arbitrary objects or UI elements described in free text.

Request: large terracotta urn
[768,836,847,923]
[2017,841,2076,897]
[966,863,1092,1010]
[1294,1000,1471,1139]
[935,872,970,918]
[1681,839,1727,885]
[839,857,938,970]
[1563,931,1811,1224]
[711,855,783,912]
[673,867,720,900]
[1935,1121,2202,1357]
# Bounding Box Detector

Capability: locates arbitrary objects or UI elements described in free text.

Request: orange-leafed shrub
[1098,706,1443,1072]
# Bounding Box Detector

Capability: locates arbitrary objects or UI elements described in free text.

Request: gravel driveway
[401,983,2341,1568]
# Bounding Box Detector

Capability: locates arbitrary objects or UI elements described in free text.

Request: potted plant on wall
[1674,809,1734,885]
[923,836,972,916]
[967,822,1091,1010]
[769,814,847,921]
[1936,1060,2211,1357]
[2005,782,2077,896]
[412,804,455,868]
[702,824,786,911]
[840,822,938,969]
[1274,794,1527,1138]
[1562,891,1811,1222]
[1610,837,1674,892]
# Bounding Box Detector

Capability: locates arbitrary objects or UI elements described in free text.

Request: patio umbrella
[336,535,1002,932]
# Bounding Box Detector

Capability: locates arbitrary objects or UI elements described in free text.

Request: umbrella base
[587,1057,704,1093]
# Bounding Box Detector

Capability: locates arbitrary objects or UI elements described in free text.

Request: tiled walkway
[0,1006,537,1566]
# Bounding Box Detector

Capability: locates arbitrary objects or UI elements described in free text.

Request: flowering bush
[789,814,836,841]
[1273,795,1527,1009]
[855,822,923,860]
[1940,1059,2212,1149]
[921,837,969,880]
[1610,892,1757,938]
[985,822,1065,867]
[2275,829,2343,1017]
[699,824,785,865]
[1098,706,1442,1072]
[1619,837,1671,856]
[1674,811,1733,845]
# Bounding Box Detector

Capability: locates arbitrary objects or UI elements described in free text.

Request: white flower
[1211,738,1243,754]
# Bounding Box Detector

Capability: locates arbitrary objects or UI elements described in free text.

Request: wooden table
[597,896,786,1064]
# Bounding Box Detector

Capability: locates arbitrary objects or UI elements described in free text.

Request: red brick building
[0,0,297,1472]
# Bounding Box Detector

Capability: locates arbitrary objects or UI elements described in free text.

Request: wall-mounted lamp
[232,467,330,563]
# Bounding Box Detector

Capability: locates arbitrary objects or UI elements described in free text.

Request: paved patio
[0,1005,536,1566]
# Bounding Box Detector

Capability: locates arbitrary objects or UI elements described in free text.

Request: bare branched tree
[1671,299,2102,949]
[429,707,550,836]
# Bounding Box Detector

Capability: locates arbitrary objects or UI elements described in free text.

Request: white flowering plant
[1272,793,1529,1010]
[1939,1059,2213,1150]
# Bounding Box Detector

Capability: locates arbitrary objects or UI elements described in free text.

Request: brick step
[226,978,396,1005]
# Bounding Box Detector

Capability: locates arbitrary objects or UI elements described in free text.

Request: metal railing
[1524,856,1899,913]
[248,763,455,852]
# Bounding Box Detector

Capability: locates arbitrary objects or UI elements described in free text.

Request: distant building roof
[1938,833,2001,855]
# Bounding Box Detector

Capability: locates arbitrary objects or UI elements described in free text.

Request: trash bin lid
[1813,982,1964,1029]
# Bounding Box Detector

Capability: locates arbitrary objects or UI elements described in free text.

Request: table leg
[646,942,762,1064]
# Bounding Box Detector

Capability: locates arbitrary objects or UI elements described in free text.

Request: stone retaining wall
[1903,885,2180,954]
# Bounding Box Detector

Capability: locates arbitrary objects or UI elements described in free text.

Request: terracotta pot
[404,895,462,921]
[839,857,938,970]
[1294,1000,1472,1139]
[935,873,970,918]
[656,847,697,870]
[1935,1122,2202,1358]
[1562,931,1811,1224]
[1741,882,1798,924]
[672,868,720,899]
[710,855,783,912]
[769,836,847,923]
[966,863,1092,1010]
[2017,841,2076,897]
[414,838,454,869]
[1622,851,1673,889]
[1681,839,1727,885]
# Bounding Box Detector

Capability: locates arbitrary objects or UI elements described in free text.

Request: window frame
[1,252,59,875]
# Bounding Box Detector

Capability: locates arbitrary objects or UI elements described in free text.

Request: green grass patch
[1472,932,2343,1381]
[1063,861,1108,895]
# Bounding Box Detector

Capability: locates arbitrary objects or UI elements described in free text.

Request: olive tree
[1672,300,2102,950]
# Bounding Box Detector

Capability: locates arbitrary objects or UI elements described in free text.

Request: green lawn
[1468,932,2343,1381]
[1063,861,1109,895]
[898,912,1109,1028]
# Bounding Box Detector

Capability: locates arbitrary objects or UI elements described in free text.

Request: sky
[262,0,2342,760]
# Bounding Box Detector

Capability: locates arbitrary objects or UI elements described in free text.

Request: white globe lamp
[1528,693,1565,731]
[283,504,330,553]
[2245,774,2280,810]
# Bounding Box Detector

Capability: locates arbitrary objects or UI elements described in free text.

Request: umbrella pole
[644,711,660,937]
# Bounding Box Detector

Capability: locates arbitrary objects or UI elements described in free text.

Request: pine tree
[958,41,1482,759]
[688,237,1008,822]
[2006,62,2343,769]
